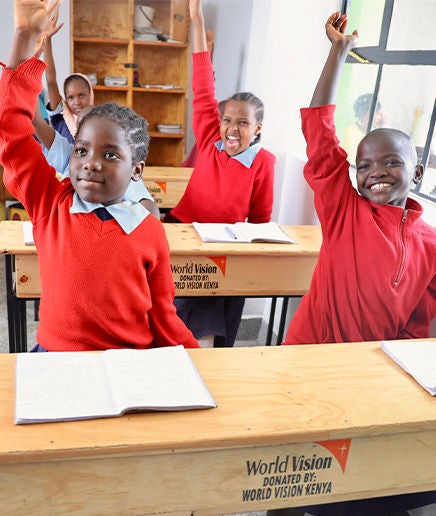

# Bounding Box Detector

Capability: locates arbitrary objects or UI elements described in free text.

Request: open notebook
[193,222,296,244]
[381,340,436,395]
[15,346,217,424]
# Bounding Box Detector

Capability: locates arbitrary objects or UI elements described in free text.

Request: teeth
[227,135,238,140]
[371,183,391,191]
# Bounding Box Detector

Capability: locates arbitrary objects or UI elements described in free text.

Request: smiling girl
[165,0,276,348]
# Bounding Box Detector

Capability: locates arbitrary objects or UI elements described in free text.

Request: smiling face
[64,77,92,116]
[69,117,142,206]
[219,100,262,156]
[355,129,423,208]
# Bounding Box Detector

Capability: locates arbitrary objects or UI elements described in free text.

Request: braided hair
[77,102,150,164]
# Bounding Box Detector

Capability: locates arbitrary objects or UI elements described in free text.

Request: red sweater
[285,105,436,344]
[171,52,275,223]
[0,58,198,351]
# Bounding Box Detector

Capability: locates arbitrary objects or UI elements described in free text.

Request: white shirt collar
[70,192,149,234]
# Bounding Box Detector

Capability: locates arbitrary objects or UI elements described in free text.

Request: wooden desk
[0,342,435,515]
[0,221,321,352]
[143,166,193,208]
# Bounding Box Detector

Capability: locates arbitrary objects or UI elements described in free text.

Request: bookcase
[71,0,190,166]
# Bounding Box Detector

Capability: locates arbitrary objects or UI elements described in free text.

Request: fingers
[327,12,348,33]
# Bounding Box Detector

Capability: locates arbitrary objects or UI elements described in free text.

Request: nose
[369,163,387,178]
[84,157,102,172]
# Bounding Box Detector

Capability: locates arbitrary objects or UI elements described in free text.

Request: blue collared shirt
[70,192,149,234]
[214,141,261,167]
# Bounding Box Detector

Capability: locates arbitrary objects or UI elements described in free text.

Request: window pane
[376,65,436,138]
[416,129,436,199]
[347,0,384,47]
[388,0,436,51]
[335,63,381,165]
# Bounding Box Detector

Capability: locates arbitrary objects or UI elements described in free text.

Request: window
[335,0,436,203]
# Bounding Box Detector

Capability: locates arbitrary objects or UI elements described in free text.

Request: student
[43,13,94,143]
[0,0,199,352]
[165,0,276,348]
[32,102,160,218]
[284,11,436,346]
[277,11,436,515]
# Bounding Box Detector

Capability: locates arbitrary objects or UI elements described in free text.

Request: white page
[192,222,246,242]
[23,221,34,245]
[103,346,217,413]
[381,340,436,395]
[15,352,115,423]
[234,222,296,243]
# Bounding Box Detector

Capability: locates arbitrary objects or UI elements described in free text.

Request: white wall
[0,0,71,90]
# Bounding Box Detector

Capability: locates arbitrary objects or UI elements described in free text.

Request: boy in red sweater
[284,12,436,347]
[276,10,436,516]
[166,0,276,348]
[0,0,199,352]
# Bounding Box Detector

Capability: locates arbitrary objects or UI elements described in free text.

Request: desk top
[1,341,435,464]
[143,165,193,181]
[0,221,322,257]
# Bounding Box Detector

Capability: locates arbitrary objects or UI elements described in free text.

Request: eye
[74,147,87,157]
[221,117,231,124]
[104,151,119,160]
[385,160,402,167]
[356,163,369,172]
[238,121,249,126]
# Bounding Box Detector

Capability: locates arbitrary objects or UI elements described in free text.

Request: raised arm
[189,0,207,53]
[41,11,64,110]
[310,12,358,107]
[8,0,61,70]
[33,101,56,149]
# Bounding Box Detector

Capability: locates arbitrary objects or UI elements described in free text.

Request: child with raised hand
[43,11,94,143]
[166,0,276,348]
[284,11,435,347]
[0,0,199,352]
[278,15,436,513]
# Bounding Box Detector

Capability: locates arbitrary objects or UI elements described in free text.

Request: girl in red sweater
[166,0,276,348]
[0,0,199,352]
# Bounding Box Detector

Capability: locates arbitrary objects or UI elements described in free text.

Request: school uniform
[0,56,199,351]
[168,51,275,347]
[285,105,436,345]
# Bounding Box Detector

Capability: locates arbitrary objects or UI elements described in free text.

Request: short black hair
[77,102,150,164]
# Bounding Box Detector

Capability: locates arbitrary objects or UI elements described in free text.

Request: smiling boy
[284,12,436,346]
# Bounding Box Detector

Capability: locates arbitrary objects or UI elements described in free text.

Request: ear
[254,121,262,136]
[412,164,424,185]
[131,161,145,182]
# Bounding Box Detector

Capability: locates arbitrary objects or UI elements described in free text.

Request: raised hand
[14,0,62,36]
[325,11,359,50]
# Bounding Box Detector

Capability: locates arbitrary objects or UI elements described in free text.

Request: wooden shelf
[71,0,190,167]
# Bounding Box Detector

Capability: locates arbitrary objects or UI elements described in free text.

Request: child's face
[65,79,92,116]
[355,130,421,208]
[69,117,142,206]
[220,100,262,156]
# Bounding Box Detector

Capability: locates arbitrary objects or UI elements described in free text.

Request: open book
[15,346,217,424]
[381,340,436,395]
[193,222,296,244]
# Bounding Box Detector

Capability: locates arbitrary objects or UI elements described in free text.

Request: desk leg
[265,297,277,346]
[276,296,290,345]
[5,255,28,353]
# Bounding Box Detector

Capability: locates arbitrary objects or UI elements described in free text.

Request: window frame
[342,0,436,203]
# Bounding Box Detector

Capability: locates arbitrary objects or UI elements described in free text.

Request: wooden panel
[133,45,188,87]
[73,42,129,82]
[73,0,131,39]
[1,343,436,514]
